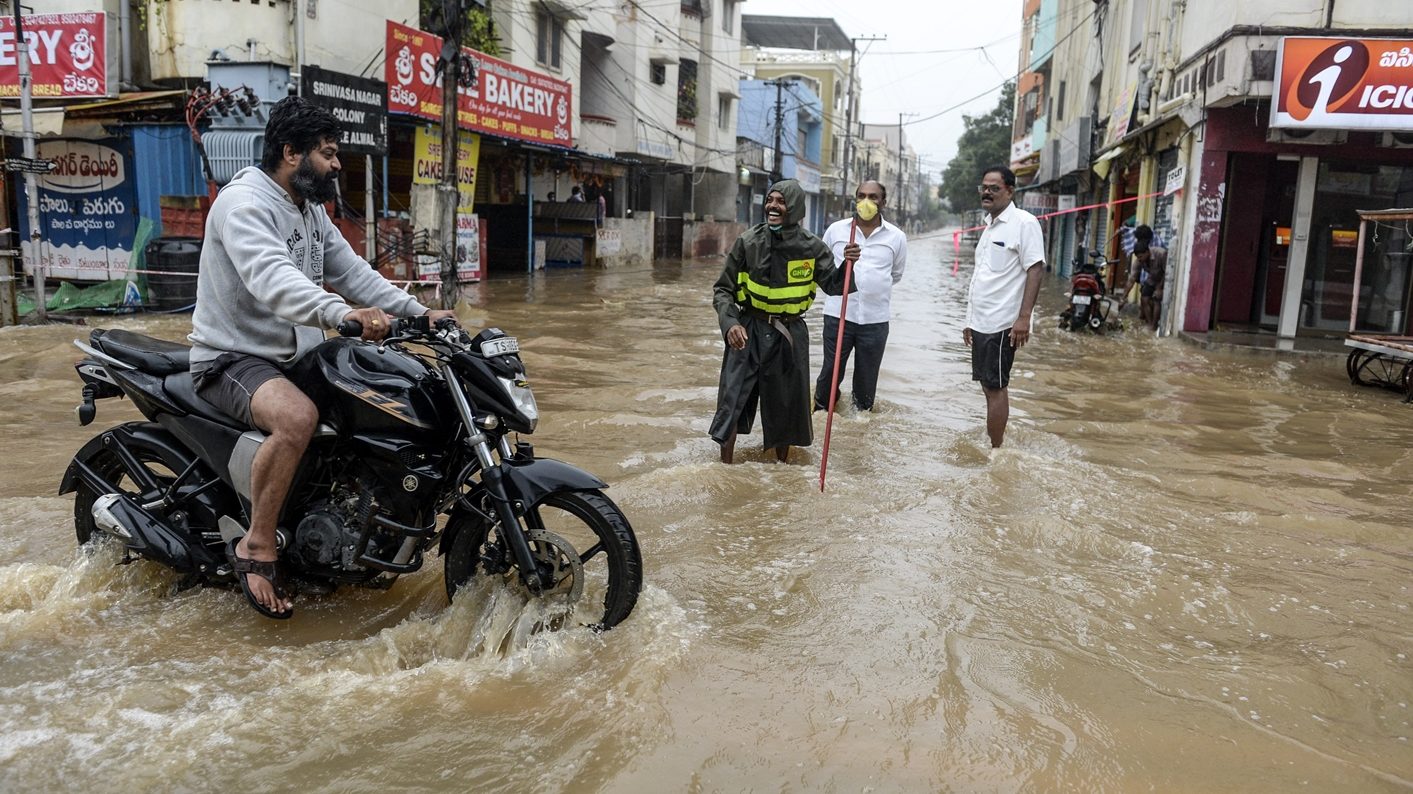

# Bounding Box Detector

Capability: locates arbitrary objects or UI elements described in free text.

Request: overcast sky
[740,0,1024,183]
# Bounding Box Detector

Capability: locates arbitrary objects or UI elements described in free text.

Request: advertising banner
[19,138,138,281]
[0,12,112,98]
[455,213,482,282]
[385,20,573,147]
[1103,82,1138,148]
[1273,37,1413,130]
[412,125,480,209]
[301,65,388,155]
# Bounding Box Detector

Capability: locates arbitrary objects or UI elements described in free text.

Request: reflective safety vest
[735,258,817,315]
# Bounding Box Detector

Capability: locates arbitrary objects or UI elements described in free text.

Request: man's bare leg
[238,377,317,613]
[983,386,1009,449]
[773,445,789,462]
[720,432,737,464]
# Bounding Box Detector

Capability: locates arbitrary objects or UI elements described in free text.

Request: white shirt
[820,217,908,324]
[967,202,1045,334]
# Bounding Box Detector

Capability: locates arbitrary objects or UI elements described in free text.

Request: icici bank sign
[1273,37,1413,130]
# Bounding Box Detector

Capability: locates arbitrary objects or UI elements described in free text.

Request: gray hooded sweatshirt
[187,166,429,368]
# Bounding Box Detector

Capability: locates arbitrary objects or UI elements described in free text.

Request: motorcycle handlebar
[336,315,459,339]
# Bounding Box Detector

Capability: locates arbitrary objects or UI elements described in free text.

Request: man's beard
[292,156,339,204]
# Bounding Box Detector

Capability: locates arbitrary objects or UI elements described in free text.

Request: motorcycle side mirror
[1089,249,1102,258]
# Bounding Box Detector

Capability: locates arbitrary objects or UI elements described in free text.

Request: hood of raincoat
[768,179,808,227]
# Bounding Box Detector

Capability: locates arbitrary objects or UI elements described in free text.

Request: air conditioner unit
[1266,127,1348,145]
[1379,131,1413,149]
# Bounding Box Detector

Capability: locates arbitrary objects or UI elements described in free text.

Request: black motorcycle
[60,316,641,630]
[1058,250,1121,333]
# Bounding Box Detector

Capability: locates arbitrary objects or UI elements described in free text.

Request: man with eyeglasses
[964,165,1045,449]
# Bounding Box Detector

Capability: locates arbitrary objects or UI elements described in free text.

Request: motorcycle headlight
[498,376,538,431]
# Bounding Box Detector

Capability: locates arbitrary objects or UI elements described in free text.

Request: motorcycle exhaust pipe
[90,493,197,573]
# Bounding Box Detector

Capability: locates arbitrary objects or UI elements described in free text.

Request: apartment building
[741,15,858,225]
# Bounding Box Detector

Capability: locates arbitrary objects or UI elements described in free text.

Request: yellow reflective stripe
[735,270,815,314]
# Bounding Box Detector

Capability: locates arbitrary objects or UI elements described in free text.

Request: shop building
[1017,0,1413,342]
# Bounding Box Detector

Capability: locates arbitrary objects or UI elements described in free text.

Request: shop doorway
[1212,154,1297,328]
[1253,159,1299,327]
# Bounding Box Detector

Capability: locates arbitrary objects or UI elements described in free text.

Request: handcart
[1343,208,1413,402]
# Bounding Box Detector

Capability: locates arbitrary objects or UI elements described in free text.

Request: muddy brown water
[0,232,1409,792]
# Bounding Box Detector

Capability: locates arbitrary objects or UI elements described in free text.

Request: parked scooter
[1059,250,1123,333]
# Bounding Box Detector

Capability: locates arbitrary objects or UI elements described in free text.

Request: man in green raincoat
[711,179,855,464]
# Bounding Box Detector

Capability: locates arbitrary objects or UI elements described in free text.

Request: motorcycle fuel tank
[300,338,450,437]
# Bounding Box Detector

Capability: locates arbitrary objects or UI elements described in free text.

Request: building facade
[1019,0,1413,340]
[741,16,858,226]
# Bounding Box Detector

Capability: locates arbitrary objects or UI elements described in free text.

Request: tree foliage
[420,0,501,56]
[939,83,1015,215]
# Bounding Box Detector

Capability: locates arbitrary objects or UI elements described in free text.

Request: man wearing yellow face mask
[814,180,908,413]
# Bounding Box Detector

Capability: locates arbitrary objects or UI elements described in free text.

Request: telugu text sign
[385,20,573,147]
[19,138,138,281]
[1273,37,1413,130]
[0,12,112,98]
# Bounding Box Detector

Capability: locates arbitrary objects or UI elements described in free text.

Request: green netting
[18,224,155,316]
[18,279,145,315]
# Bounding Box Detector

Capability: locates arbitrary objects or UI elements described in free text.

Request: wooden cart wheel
[1346,349,1367,383]
[1353,352,1406,391]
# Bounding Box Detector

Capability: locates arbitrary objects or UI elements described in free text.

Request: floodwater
[0,232,1409,792]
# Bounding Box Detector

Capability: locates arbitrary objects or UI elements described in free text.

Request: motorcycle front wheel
[444,490,642,630]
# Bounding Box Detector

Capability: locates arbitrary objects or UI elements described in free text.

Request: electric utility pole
[897,112,916,224]
[15,6,44,321]
[767,78,796,184]
[437,0,474,309]
[840,35,884,202]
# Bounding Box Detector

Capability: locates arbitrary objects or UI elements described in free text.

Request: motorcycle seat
[163,370,246,428]
[93,329,191,376]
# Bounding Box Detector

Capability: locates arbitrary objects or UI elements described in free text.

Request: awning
[61,90,187,118]
[742,15,852,51]
[1,107,64,136]
[1092,145,1126,180]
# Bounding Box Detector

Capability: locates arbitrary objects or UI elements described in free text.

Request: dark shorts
[970,330,1017,391]
[193,353,285,429]
[1140,283,1157,298]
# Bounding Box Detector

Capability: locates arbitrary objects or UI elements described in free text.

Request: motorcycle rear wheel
[72,445,178,546]
[444,490,642,630]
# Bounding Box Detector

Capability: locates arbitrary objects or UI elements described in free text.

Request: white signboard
[1058,194,1077,212]
[1164,166,1186,196]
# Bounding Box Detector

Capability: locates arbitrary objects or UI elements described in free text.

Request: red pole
[819,220,857,492]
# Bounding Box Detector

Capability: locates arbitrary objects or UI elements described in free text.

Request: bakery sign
[385,20,573,147]
[0,12,114,98]
[1273,37,1413,129]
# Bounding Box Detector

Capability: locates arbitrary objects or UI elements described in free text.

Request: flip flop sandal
[226,538,294,619]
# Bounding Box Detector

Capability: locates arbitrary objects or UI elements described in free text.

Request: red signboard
[1273,37,1413,130]
[385,20,572,147]
[0,13,109,99]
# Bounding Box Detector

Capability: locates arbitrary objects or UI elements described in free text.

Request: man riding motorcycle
[188,96,454,618]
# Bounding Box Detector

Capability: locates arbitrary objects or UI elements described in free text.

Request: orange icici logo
[1286,40,1370,121]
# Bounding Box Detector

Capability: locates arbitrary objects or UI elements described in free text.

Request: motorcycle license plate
[481,336,520,357]
[1072,295,1092,305]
